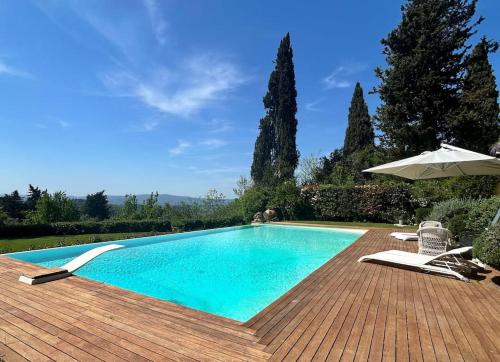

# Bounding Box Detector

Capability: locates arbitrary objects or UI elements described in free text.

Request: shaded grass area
[283,220,418,230]
[0,232,168,253]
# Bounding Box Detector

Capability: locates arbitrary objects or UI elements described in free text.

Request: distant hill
[72,194,203,205]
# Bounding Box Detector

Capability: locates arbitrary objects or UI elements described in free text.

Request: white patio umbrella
[363,143,500,180]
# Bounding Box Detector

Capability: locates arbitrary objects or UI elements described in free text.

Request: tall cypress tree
[251,33,299,184]
[251,116,274,184]
[274,33,299,181]
[451,38,500,153]
[375,0,482,156]
[343,82,374,156]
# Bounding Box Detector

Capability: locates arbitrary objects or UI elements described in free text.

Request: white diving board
[19,244,124,285]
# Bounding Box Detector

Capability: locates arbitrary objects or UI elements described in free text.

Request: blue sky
[1,0,499,197]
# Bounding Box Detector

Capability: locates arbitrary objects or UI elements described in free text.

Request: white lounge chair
[419,220,442,228]
[358,246,473,281]
[390,232,418,241]
[390,221,443,241]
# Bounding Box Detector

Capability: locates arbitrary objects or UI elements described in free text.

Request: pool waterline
[8,224,366,321]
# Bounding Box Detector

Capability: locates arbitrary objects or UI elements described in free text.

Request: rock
[263,209,277,222]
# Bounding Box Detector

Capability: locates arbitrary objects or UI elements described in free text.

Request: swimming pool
[8,224,365,321]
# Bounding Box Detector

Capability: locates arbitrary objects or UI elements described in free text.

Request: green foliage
[27,191,80,224]
[415,207,432,223]
[428,197,499,241]
[473,224,500,267]
[0,207,8,225]
[343,82,374,156]
[120,194,139,219]
[0,220,172,238]
[315,146,385,186]
[84,190,110,220]
[297,154,320,186]
[375,0,482,156]
[302,184,413,223]
[428,199,476,230]
[233,176,253,198]
[451,37,499,153]
[141,192,163,219]
[25,184,43,211]
[202,189,226,216]
[0,190,25,220]
[251,116,274,184]
[269,181,303,220]
[237,186,273,222]
[171,216,244,232]
[251,33,299,184]
[463,197,500,236]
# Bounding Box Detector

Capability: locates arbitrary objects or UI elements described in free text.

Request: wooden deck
[0,229,499,361]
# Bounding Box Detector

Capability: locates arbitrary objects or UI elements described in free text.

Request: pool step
[19,244,124,285]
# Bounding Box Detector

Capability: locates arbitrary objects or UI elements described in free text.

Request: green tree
[120,194,138,219]
[297,153,320,186]
[142,192,163,219]
[451,38,500,152]
[25,184,43,211]
[343,82,374,156]
[233,176,253,198]
[202,189,226,216]
[375,0,482,156]
[84,190,110,220]
[0,206,8,224]
[0,190,25,220]
[251,117,274,184]
[28,191,80,223]
[251,33,299,184]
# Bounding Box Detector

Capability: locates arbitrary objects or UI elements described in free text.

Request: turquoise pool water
[9,224,365,321]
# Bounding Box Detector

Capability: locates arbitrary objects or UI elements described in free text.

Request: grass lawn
[283,220,418,230]
[0,231,168,253]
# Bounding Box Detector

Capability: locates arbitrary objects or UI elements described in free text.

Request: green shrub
[415,207,432,223]
[237,186,272,222]
[464,197,500,236]
[0,220,172,237]
[428,199,476,227]
[473,224,500,268]
[172,216,244,232]
[301,184,413,223]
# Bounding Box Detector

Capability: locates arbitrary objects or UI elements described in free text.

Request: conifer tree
[343,82,374,156]
[274,33,299,181]
[251,116,274,184]
[251,33,299,184]
[451,38,500,152]
[374,0,482,156]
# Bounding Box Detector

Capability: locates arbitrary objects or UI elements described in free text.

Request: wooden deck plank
[0,228,499,361]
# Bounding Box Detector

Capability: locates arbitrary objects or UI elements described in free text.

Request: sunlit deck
[1,228,499,361]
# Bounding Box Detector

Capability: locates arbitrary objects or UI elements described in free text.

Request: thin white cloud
[0,60,32,79]
[207,118,233,133]
[58,120,70,128]
[322,63,367,89]
[201,138,228,149]
[102,55,246,117]
[169,140,191,156]
[143,0,168,46]
[305,98,324,112]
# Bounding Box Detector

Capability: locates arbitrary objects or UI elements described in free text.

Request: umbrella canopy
[363,143,500,180]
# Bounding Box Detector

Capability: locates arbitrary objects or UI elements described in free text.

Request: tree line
[250,0,499,190]
[0,187,230,225]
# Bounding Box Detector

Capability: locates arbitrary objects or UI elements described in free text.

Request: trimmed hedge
[172,216,245,231]
[301,184,413,223]
[0,216,246,238]
[0,220,172,238]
